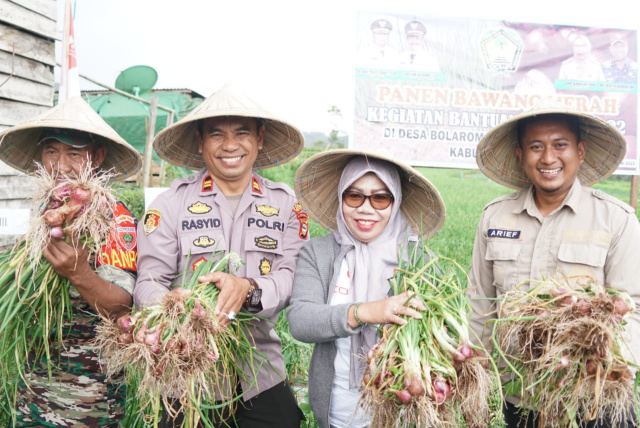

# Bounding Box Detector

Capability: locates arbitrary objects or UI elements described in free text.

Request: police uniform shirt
[602,58,639,83]
[133,168,309,401]
[468,178,640,365]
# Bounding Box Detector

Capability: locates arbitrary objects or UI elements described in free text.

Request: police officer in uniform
[470,101,640,427]
[357,18,398,68]
[134,84,308,427]
[398,20,441,71]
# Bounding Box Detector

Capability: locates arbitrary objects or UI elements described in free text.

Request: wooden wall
[0,0,56,246]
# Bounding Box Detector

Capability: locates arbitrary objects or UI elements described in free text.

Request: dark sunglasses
[342,191,394,210]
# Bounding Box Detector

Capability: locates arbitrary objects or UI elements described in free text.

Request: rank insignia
[193,256,207,270]
[188,201,212,214]
[193,236,215,248]
[143,209,161,235]
[254,235,277,250]
[202,175,213,192]
[259,257,272,276]
[251,176,262,194]
[256,204,279,217]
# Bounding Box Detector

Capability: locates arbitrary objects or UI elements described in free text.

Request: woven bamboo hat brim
[0,96,142,181]
[294,149,446,239]
[153,83,304,170]
[476,100,626,190]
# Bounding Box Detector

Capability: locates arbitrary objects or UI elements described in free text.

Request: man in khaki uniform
[470,102,640,427]
[134,84,308,427]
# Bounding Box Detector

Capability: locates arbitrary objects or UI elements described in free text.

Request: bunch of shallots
[493,277,638,428]
[359,245,503,428]
[96,252,263,428]
[0,164,116,422]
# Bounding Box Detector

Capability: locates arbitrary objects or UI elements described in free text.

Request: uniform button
[188,175,195,181]
[594,190,603,197]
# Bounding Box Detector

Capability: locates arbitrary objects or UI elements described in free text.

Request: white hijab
[332,156,412,387]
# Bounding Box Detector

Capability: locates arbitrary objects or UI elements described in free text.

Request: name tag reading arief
[488,228,521,239]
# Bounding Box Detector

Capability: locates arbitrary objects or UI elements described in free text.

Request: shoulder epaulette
[590,188,635,214]
[258,176,295,197]
[483,190,521,210]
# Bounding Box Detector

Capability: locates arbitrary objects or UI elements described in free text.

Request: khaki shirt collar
[516,178,583,218]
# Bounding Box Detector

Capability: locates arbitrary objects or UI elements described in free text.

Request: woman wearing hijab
[286,150,446,428]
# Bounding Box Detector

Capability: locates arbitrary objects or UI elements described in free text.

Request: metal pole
[141,96,158,189]
[158,111,175,186]
[78,72,174,114]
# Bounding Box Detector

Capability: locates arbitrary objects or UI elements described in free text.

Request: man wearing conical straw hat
[0,96,142,425]
[134,83,308,427]
[469,100,640,427]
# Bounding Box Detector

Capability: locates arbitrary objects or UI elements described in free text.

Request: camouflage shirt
[14,201,138,427]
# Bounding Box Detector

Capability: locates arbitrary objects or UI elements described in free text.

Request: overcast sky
[63,0,639,134]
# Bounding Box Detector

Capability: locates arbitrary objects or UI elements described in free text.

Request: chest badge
[256,204,280,217]
[143,209,161,235]
[488,229,521,239]
[188,201,212,214]
[192,256,207,271]
[259,258,272,275]
[193,236,215,248]
[255,235,277,250]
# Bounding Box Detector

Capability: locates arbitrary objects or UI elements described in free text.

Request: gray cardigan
[286,233,360,428]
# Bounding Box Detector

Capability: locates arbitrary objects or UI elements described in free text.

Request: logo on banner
[480,28,522,72]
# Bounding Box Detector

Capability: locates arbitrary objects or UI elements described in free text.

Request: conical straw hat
[153,83,304,170]
[294,149,446,239]
[0,96,142,181]
[476,100,626,190]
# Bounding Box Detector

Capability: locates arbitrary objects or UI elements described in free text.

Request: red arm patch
[97,201,138,273]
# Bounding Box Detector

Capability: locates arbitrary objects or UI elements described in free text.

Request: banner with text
[353,13,639,174]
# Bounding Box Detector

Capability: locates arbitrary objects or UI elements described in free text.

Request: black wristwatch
[244,277,262,307]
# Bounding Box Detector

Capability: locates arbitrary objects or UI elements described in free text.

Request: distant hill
[302,131,349,148]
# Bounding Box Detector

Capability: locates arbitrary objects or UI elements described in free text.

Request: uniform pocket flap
[486,241,521,261]
[557,241,607,268]
[244,229,284,255]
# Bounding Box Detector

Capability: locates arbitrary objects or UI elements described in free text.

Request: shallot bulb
[43,209,64,227]
[388,388,412,404]
[49,226,65,239]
